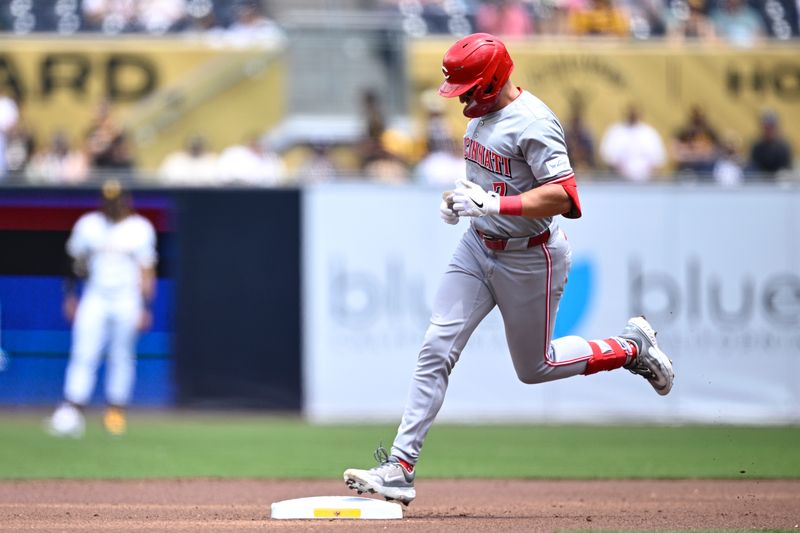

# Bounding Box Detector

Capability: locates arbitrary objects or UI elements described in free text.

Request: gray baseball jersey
[391,90,602,464]
[466,90,577,239]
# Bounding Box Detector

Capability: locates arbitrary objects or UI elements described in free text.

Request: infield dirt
[1,479,798,531]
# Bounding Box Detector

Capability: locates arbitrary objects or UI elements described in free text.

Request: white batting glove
[439,193,459,225]
[452,179,500,217]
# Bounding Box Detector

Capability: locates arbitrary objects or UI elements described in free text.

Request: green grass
[0,412,798,480]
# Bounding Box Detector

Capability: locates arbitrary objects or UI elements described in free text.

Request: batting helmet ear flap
[438,33,514,118]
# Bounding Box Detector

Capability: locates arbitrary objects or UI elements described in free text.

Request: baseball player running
[47,180,157,438]
[343,33,674,505]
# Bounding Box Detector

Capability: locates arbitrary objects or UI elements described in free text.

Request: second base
[270,495,403,520]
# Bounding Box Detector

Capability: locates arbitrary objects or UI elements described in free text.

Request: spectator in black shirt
[748,110,793,179]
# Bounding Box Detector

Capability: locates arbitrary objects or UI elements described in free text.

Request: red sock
[396,458,414,473]
[583,337,636,375]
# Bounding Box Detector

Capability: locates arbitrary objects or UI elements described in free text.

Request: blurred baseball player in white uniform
[344,33,674,505]
[47,180,157,438]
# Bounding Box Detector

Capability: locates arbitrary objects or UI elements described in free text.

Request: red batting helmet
[438,33,514,118]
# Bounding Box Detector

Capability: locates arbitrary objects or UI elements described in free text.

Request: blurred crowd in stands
[2,0,796,42]
[390,0,799,43]
[0,0,797,187]
[1,81,794,187]
[0,0,284,40]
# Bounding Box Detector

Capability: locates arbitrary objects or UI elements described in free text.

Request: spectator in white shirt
[0,90,20,180]
[415,138,467,187]
[710,0,766,48]
[600,104,667,182]
[223,0,285,45]
[158,135,218,186]
[712,133,744,186]
[216,135,287,186]
[25,131,90,185]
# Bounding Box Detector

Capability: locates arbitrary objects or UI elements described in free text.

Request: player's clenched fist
[452,179,500,217]
[440,190,459,225]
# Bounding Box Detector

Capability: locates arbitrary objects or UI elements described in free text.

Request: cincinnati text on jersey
[463,137,512,177]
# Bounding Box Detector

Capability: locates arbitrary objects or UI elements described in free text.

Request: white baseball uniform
[62,210,157,407]
[391,90,635,464]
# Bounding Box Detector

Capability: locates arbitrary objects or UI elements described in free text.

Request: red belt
[476,228,551,251]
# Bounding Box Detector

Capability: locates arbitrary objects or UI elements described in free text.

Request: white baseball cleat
[46,403,85,439]
[343,447,416,506]
[621,316,675,396]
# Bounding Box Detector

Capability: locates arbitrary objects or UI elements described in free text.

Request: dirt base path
[1,479,798,532]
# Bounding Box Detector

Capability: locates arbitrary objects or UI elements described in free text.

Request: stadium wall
[1,184,797,423]
[171,188,302,410]
[0,187,302,410]
[0,189,175,406]
[303,183,800,424]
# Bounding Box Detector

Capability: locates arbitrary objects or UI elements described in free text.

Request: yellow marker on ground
[271,496,402,520]
[313,507,361,518]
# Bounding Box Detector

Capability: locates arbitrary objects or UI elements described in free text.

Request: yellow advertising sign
[0,38,285,172]
[410,40,799,173]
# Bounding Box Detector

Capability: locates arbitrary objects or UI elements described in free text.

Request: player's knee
[511,355,550,384]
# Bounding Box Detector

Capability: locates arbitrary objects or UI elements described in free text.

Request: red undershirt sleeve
[557,175,582,219]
